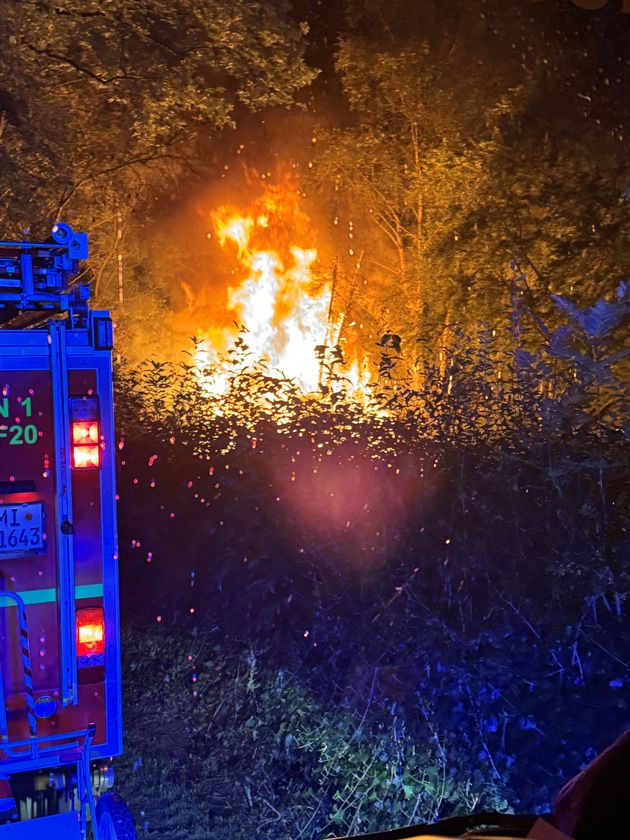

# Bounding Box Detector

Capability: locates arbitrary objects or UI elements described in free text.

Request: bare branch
[25,45,129,86]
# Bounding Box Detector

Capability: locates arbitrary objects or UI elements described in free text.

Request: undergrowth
[111,282,630,839]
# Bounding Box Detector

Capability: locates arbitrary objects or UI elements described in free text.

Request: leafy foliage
[112,284,630,838]
[0,1,317,245]
[307,0,630,370]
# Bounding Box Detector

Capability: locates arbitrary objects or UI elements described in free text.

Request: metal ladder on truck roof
[0,223,89,329]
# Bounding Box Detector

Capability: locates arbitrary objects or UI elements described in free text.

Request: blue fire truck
[0,224,136,839]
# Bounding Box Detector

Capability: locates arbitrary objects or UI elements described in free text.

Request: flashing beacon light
[69,395,101,469]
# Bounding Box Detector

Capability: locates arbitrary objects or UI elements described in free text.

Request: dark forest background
[1,1,630,837]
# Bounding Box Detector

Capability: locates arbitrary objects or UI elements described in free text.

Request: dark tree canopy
[307,0,630,371]
[0,0,317,232]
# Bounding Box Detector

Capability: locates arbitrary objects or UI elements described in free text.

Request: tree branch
[25,45,130,86]
[54,149,185,217]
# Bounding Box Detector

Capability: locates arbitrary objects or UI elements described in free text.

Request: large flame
[190,184,368,398]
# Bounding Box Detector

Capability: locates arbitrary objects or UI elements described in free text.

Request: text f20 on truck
[0,224,136,839]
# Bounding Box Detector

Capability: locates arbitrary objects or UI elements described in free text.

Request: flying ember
[192,185,367,397]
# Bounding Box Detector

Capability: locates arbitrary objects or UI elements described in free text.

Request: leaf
[551,294,585,327]
[514,348,537,369]
[582,299,624,338]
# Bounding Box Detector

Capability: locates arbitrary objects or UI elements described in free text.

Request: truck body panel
[0,225,130,838]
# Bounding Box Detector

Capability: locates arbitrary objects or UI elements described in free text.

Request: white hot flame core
[192,193,368,399]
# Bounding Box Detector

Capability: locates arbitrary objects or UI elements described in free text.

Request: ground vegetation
[112,281,630,839]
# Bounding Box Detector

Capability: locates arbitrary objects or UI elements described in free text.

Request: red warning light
[71,426,101,468]
[76,607,105,660]
[69,397,102,469]
[72,420,99,445]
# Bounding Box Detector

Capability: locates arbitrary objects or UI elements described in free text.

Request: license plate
[0,503,45,553]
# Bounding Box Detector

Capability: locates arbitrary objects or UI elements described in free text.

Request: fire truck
[0,224,136,839]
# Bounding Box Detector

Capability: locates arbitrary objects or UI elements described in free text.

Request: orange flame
[180,280,196,313]
[192,184,369,398]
